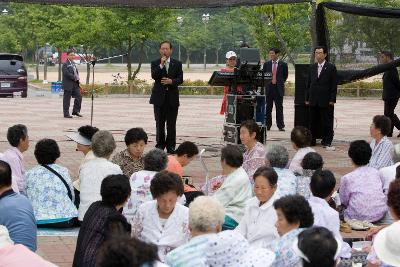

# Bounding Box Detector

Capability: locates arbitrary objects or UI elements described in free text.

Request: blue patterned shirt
[24,164,78,222]
[271,228,304,267]
[273,168,298,198]
[165,234,214,267]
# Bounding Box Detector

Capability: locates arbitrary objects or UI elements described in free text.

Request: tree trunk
[265,8,296,68]
[35,45,40,81]
[216,48,220,66]
[186,51,190,69]
[309,1,317,64]
[86,60,90,85]
[132,42,145,81]
[58,48,62,82]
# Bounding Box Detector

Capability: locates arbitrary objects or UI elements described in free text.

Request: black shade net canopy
[316,2,400,84]
[0,0,308,8]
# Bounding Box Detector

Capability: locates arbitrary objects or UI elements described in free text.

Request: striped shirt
[369,136,394,169]
[165,234,214,267]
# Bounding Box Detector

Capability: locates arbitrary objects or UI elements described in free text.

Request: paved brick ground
[0,91,396,266]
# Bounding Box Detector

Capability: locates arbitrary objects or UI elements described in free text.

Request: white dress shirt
[318,60,326,77]
[308,196,351,258]
[131,200,190,262]
[78,157,123,220]
[236,193,279,249]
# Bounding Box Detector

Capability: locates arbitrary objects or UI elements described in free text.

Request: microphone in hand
[161,55,167,66]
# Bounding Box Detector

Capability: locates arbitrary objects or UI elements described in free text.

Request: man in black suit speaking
[62,50,82,118]
[305,46,337,149]
[263,48,288,131]
[380,51,400,137]
[150,41,183,154]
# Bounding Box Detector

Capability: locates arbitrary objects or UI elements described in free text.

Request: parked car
[0,53,28,98]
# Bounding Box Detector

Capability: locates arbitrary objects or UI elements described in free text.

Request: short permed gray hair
[91,130,116,158]
[144,148,168,171]
[265,144,289,168]
[189,196,225,233]
[391,143,400,163]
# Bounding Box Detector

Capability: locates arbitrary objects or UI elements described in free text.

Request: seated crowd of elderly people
[0,114,399,267]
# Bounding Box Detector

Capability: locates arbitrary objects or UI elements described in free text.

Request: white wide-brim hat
[373,221,400,267]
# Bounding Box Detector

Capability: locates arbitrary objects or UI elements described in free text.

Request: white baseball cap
[225,51,237,59]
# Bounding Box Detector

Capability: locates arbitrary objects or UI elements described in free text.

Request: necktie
[72,63,79,81]
[272,61,277,85]
[165,61,170,74]
[318,64,323,78]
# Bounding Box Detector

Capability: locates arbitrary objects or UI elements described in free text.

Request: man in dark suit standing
[380,51,400,137]
[263,48,288,131]
[62,50,82,118]
[150,41,183,154]
[305,46,337,149]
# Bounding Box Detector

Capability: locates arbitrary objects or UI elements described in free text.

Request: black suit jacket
[305,61,337,107]
[382,67,400,101]
[263,60,288,97]
[150,58,183,107]
[62,60,79,91]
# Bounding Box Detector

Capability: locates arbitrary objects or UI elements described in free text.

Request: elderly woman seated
[78,130,122,221]
[271,195,314,267]
[236,166,279,249]
[379,143,400,194]
[369,115,394,169]
[112,127,148,177]
[339,140,387,223]
[166,196,225,267]
[24,139,78,228]
[123,148,168,221]
[293,227,341,267]
[131,171,189,262]
[213,145,252,230]
[96,235,163,267]
[265,144,297,197]
[367,179,400,267]
[295,152,324,200]
[240,120,266,181]
[73,174,131,267]
[289,126,315,174]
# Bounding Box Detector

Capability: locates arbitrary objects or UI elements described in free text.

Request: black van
[0,54,28,98]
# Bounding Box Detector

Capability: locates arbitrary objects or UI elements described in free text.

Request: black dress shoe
[267,126,271,131]
[64,115,73,118]
[72,112,83,117]
[278,128,285,132]
[167,149,175,155]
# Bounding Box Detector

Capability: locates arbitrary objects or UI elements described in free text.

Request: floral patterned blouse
[242,142,266,183]
[123,170,157,222]
[271,228,304,267]
[24,164,78,222]
[131,200,190,262]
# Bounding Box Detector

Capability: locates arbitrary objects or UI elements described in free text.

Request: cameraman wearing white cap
[220,51,243,115]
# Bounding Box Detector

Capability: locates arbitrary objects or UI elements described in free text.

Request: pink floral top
[242,142,266,183]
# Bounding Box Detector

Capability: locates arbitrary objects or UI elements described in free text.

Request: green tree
[242,3,311,66]
[99,8,174,81]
